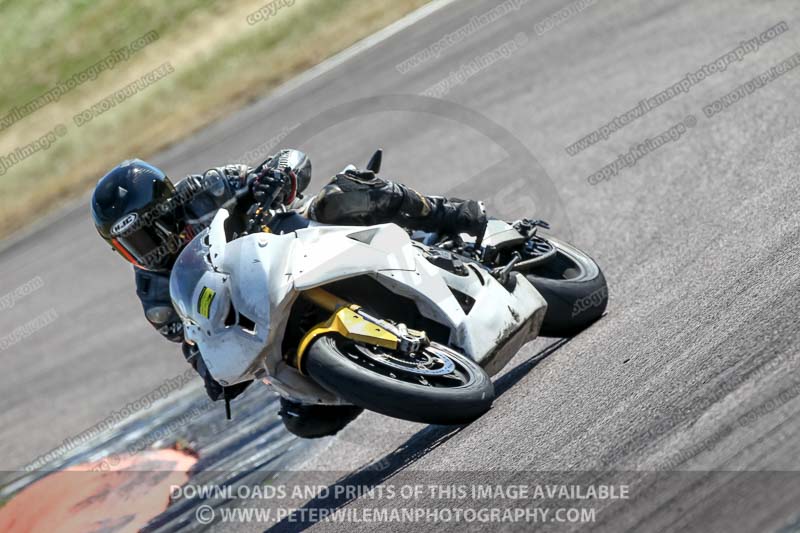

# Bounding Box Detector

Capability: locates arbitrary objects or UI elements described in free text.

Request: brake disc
[354,344,456,376]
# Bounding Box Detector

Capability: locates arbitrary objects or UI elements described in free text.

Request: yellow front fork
[301,287,349,313]
[294,288,399,374]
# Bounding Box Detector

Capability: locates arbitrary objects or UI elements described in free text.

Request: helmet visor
[112,222,178,268]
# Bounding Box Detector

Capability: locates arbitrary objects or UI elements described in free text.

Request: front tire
[524,237,608,337]
[304,336,494,425]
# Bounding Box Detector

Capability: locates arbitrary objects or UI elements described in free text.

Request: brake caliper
[294,299,429,374]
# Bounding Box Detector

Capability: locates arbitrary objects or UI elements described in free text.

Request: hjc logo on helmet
[111,213,138,236]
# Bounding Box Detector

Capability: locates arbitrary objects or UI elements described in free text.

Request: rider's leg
[308,170,486,236]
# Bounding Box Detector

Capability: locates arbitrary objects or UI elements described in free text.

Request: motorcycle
[169,151,607,425]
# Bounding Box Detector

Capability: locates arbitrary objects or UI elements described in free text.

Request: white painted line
[269,0,462,100]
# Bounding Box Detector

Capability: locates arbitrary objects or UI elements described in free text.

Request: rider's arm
[133,266,183,342]
[178,164,254,223]
[134,267,252,401]
[169,164,256,239]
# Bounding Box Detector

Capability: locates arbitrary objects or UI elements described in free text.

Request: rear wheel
[522,236,607,337]
[304,336,494,425]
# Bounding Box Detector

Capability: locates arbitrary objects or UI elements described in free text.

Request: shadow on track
[493,338,569,396]
[265,339,569,533]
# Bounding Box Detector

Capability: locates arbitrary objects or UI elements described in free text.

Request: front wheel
[304,336,494,425]
[522,236,608,337]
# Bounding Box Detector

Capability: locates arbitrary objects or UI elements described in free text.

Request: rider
[90,150,486,438]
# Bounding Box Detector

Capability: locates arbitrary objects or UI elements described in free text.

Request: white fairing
[170,210,547,404]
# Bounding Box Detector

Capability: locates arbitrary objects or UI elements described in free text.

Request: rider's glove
[182,341,252,402]
[249,165,293,208]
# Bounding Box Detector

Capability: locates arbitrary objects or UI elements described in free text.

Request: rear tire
[523,237,607,337]
[305,336,494,425]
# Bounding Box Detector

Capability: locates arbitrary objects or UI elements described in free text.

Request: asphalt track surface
[3,0,800,531]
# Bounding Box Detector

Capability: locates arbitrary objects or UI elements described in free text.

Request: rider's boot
[278,397,363,438]
[399,191,487,237]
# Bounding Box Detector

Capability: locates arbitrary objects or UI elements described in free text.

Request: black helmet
[91,159,181,270]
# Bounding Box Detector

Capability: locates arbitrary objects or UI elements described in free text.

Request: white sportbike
[170,155,607,425]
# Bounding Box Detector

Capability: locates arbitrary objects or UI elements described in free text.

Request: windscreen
[169,231,212,323]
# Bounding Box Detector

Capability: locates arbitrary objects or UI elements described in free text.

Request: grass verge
[0,0,430,238]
